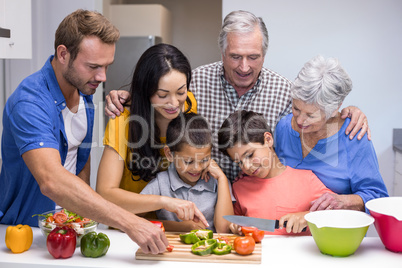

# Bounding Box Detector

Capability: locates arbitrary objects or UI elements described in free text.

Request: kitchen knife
[223,215,307,232]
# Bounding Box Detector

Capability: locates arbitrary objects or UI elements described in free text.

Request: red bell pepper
[150,220,165,232]
[46,226,77,259]
[166,244,174,252]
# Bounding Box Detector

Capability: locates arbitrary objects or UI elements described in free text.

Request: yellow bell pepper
[5,224,33,253]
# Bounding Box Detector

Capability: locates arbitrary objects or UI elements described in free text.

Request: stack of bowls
[305,210,374,257]
[366,196,402,253]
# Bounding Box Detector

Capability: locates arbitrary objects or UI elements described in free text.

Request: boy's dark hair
[166,112,212,152]
[218,110,271,156]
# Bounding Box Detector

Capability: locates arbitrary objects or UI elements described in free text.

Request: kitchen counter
[0,224,400,268]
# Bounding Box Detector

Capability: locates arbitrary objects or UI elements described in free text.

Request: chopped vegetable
[150,221,165,232]
[191,239,217,256]
[216,236,230,245]
[80,232,110,258]
[5,225,33,253]
[46,226,76,259]
[33,209,95,236]
[166,244,174,252]
[212,242,232,255]
[53,212,68,224]
[241,226,265,243]
[179,232,200,244]
[191,229,213,240]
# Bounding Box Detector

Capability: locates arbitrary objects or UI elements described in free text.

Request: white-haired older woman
[274,55,388,212]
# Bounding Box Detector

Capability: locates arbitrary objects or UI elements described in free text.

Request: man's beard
[63,63,95,96]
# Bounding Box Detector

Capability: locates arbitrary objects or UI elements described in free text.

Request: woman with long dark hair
[96,43,207,227]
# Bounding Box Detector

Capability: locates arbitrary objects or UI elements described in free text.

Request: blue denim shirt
[0,55,94,226]
[274,114,388,213]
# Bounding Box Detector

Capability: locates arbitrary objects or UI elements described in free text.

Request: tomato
[46,216,55,223]
[73,217,84,227]
[241,226,265,243]
[241,226,256,235]
[53,212,68,224]
[234,236,255,255]
[166,244,174,252]
[216,236,230,245]
[251,229,265,243]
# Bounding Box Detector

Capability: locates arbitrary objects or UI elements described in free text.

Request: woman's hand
[310,192,365,211]
[340,106,371,140]
[279,212,308,234]
[105,90,131,118]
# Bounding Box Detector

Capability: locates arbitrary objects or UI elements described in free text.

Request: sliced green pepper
[80,232,110,258]
[212,242,232,255]
[179,232,200,244]
[191,229,213,240]
[191,239,217,256]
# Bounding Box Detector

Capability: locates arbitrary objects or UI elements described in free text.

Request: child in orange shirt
[218,110,333,235]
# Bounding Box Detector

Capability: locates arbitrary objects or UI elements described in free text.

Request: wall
[120,0,222,69]
[223,0,402,196]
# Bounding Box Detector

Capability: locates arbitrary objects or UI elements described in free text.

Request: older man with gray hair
[105,10,369,181]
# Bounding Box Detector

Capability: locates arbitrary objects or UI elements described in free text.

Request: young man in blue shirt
[0,9,207,254]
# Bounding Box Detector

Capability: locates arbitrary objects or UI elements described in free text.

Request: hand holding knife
[224,215,308,233]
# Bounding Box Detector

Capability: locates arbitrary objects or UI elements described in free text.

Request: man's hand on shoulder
[340,106,371,141]
[105,90,131,118]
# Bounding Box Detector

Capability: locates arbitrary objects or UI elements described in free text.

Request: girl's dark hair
[166,112,212,153]
[217,110,271,156]
[128,43,193,181]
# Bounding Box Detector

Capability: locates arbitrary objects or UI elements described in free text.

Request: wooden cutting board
[135,232,262,264]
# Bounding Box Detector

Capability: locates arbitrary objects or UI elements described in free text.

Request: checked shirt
[190,61,292,181]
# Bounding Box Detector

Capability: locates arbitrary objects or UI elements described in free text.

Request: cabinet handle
[0,27,11,38]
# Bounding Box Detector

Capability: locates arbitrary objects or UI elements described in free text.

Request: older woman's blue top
[274,114,388,211]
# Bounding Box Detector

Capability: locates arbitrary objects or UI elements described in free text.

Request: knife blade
[223,215,307,232]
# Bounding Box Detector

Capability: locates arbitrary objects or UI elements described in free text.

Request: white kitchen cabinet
[108,4,172,43]
[0,0,32,59]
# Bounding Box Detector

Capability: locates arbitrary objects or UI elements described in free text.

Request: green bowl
[305,210,374,257]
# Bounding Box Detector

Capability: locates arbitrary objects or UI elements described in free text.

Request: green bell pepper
[191,229,213,240]
[191,239,217,256]
[212,242,232,255]
[179,232,200,244]
[80,231,110,258]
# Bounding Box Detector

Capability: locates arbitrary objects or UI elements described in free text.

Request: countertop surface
[0,224,400,268]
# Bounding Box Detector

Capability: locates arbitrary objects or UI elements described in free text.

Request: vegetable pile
[34,208,96,236]
[180,229,232,256]
[179,227,262,256]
